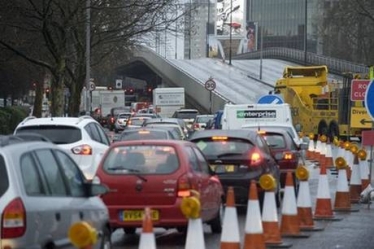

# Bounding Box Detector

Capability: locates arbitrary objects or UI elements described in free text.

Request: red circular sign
[205,79,216,91]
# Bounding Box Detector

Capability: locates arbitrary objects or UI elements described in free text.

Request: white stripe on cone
[245,200,263,233]
[221,207,240,243]
[139,233,156,249]
[359,159,369,182]
[351,161,361,186]
[282,185,298,215]
[262,192,278,222]
[297,181,312,208]
[336,170,349,192]
[185,218,206,249]
[317,175,331,199]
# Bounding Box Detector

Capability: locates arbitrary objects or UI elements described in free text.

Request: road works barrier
[280,171,310,238]
[334,157,359,212]
[180,190,206,249]
[68,221,97,249]
[296,166,324,231]
[220,186,240,249]
[260,174,292,248]
[139,207,156,249]
[243,180,266,249]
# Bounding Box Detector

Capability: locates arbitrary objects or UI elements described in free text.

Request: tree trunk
[68,82,83,117]
[32,82,44,117]
[51,76,65,117]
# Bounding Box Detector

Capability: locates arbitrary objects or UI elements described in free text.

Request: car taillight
[177,174,192,197]
[110,117,114,123]
[71,144,92,155]
[194,123,199,129]
[284,152,293,160]
[1,198,26,239]
[249,149,263,167]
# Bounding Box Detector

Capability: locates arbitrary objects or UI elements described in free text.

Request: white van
[221,103,293,130]
[221,103,301,145]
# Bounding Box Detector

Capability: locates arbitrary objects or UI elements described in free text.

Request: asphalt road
[104,129,374,248]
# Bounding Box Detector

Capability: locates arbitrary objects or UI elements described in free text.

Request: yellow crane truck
[273,65,371,141]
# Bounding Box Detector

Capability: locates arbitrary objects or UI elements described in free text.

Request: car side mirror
[89,183,109,196]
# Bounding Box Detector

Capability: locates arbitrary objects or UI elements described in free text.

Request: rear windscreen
[16,126,82,144]
[0,155,9,197]
[103,145,179,174]
[176,112,198,119]
[194,138,254,156]
[262,134,286,149]
[196,116,213,123]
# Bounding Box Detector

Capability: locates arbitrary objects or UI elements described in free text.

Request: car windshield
[15,126,82,144]
[194,138,254,156]
[120,130,168,140]
[103,145,179,174]
[196,116,213,123]
[128,118,147,126]
[175,112,198,119]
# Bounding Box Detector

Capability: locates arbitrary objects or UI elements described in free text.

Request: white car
[0,135,111,248]
[171,109,199,129]
[192,114,214,131]
[114,112,132,133]
[14,116,110,180]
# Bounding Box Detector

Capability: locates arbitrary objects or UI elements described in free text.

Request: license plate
[122,210,159,221]
[210,164,235,173]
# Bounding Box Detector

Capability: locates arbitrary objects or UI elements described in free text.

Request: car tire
[209,199,223,233]
[123,227,136,235]
[177,226,187,234]
[100,227,112,249]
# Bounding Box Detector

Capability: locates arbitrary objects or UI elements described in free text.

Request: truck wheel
[329,121,339,141]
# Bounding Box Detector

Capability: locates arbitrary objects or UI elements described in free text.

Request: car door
[184,146,211,220]
[85,123,110,172]
[54,150,108,239]
[31,149,71,248]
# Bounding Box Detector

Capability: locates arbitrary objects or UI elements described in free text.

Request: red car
[256,128,307,188]
[94,139,224,234]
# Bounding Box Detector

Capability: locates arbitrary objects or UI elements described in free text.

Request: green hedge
[0,106,28,135]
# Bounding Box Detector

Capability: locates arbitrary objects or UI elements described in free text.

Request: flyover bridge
[116,46,369,114]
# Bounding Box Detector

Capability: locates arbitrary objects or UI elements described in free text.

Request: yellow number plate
[122,210,159,221]
[210,164,235,172]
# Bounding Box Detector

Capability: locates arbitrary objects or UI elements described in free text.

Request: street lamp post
[206,0,210,58]
[259,1,263,80]
[228,0,232,65]
[85,0,91,114]
[189,0,192,59]
[304,0,308,65]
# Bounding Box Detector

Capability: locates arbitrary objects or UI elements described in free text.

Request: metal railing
[233,47,369,75]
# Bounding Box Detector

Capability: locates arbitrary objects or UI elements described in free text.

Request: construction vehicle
[274,65,371,141]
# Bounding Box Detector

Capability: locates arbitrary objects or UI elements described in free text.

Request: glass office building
[247,0,321,53]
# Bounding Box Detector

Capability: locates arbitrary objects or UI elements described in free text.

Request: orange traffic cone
[333,161,359,212]
[313,162,341,221]
[324,138,334,169]
[243,180,266,249]
[313,136,322,162]
[295,166,324,231]
[349,155,361,204]
[306,136,315,160]
[139,207,156,249]
[260,175,292,247]
[319,139,327,167]
[220,187,240,249]
[358,149,369,191]
[280,171,310,238]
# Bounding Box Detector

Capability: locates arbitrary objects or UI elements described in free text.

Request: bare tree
[322,0,374,65]
[0,0,190,116]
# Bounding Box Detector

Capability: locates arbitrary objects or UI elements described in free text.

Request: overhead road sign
[257,94,284,104]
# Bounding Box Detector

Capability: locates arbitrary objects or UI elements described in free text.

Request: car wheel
[209,199,223,233]
[100,227,112,249]
[177,226,187,234]
[123,227,136,235]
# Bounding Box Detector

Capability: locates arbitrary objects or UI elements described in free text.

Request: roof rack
[21,116,37,124]
[76,115,93,124]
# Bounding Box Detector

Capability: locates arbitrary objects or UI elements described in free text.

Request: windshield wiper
[107,166,147,182]
[216,152,243,158]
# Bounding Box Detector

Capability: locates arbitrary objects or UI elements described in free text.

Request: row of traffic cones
[132,152,369,249]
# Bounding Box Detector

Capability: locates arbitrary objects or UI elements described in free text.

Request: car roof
[15,116,96,129]
[144,118,179,123]
[246,127,291,135]
[188,129,258,141]
[122,127,170,134]
[109,139,193,147]
[175,109,198,113]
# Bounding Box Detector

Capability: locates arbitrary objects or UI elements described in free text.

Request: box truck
[153,87,185,118]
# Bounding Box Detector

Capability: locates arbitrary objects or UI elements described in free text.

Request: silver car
[0,135,111,249]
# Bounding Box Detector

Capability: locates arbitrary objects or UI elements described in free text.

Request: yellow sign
[350,107,372,128]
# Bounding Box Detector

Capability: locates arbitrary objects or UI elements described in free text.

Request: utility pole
[259,2,263,80]
[206,0,210,58]
[228,0,232,65]
[85,0,91,114]
[189,0,192,59]
[304,0,308,65]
